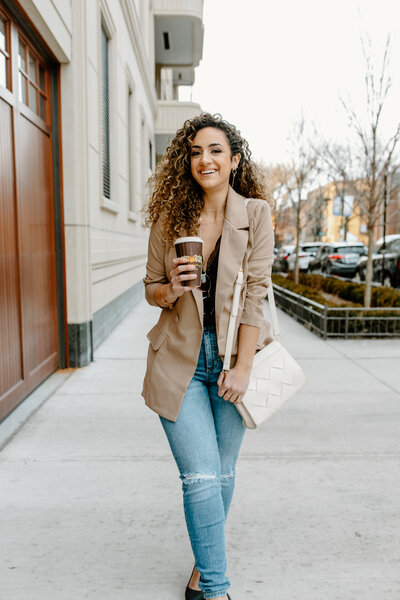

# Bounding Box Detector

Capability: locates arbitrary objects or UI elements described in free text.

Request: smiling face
[190,127,240,193]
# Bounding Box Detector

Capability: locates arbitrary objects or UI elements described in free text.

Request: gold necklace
[199,213,224,224]
[199,204,226,224]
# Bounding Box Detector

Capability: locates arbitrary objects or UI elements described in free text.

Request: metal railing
[272,283,400,339]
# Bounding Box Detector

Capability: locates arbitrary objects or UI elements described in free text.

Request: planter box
[272,283,400,339]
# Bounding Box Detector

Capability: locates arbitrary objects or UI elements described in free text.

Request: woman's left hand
[217,366,251,405]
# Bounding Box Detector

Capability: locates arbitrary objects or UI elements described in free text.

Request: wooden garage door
[0,6,58,421]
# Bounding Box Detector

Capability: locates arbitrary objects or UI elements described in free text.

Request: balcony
[155,99,202,160]
[153,0,204,70]
[153,0,203,20]
[153,1,204,161]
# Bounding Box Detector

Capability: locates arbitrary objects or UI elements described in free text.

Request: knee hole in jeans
[220,471,235,480]
[180,472,217,485]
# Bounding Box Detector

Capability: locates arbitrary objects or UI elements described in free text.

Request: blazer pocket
[146,323,167,351]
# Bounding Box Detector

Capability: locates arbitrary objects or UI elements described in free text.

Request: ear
[232,153,241,169]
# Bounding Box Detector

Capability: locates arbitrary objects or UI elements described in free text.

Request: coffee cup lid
[174,236,203,245]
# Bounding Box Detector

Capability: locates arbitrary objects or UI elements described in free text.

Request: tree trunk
[294,195,301,284]
[294,237,300,284]
[364,226,374,307]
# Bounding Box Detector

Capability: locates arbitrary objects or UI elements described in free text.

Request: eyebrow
[191,143,224,149]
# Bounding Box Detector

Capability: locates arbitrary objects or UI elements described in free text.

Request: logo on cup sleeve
[183,255,202,265]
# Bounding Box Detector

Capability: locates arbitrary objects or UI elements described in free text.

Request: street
[1,298,400,600]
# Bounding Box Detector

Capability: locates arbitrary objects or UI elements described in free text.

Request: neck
[202,184,229,212]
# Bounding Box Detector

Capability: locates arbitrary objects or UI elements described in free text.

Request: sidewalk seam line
[325,342,400,397]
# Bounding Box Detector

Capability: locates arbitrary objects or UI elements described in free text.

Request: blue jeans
[160,326,246,599]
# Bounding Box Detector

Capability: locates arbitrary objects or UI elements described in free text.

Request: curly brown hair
[144,113,269,246]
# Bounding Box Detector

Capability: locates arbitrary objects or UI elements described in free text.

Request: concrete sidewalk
[1,299,400,600]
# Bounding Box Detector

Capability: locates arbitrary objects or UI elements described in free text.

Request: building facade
[0,0,204,421]
[304,182,369,245]
[379,171,400,239]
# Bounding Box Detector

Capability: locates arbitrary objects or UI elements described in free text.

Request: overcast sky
[186,0,400,165]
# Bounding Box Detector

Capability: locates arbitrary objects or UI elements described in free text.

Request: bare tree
[340,34,400,306]
[263,163,294,245]
[286,116,318,283]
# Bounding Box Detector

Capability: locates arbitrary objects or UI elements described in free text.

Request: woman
[142,113,274,600]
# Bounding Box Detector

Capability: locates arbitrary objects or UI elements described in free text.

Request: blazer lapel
[170,186,249,330]
[215,186,249,333]
[192,287,203,326]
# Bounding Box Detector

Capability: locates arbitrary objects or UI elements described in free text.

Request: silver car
[287,242,325,272]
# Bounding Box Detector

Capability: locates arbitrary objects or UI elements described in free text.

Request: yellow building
[306,182,369,245]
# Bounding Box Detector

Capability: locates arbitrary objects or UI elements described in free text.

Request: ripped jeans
[160,325,246,599]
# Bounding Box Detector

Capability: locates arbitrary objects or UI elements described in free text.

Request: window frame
[126,66,138,222]
[13,30,50,125]
[0,10,10,91]
[99,1,118,214]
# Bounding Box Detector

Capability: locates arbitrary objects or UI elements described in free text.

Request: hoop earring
[231,168,238,187]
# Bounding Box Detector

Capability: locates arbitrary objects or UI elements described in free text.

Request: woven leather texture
[236,340,307,429]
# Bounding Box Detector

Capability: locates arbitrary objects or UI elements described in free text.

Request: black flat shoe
[185,587,204,600]
[185,566,204,600]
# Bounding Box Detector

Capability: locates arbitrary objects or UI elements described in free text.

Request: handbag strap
[222,274,280,371]
[222,269,244,372]
[222,200,280,372]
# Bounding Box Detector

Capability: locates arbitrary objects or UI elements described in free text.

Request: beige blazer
[141,186,275,421]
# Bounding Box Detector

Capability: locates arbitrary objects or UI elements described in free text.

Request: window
[149,140,153,171]
[302,244,320,254]
[388,239,400,253]
[140,117,146,206]
[101,22,111,200]
[0,15,9,89]
[334,246,365,255]
[128,86,134,212]
[17,37,48,119]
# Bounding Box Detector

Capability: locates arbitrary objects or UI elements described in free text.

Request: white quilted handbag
[223,271,307,429]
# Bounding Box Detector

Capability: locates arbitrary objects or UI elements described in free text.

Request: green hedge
[271,274,400,334]
[271,274,345,307]
[286,273,400,308]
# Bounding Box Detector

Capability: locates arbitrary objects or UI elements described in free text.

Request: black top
[200,235,221,328]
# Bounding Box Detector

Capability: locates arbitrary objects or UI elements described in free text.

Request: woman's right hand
[169,257,198,298]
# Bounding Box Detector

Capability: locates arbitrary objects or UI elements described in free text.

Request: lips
[200,169,217,175]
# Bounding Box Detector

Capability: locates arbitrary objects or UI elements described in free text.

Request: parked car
[309,242,367,277]
[354,234,400,287]
[287,242,325,272]
[273,244,295,272]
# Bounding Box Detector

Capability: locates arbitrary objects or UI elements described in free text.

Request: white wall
[20,0,201,330]
[62,0,157,322]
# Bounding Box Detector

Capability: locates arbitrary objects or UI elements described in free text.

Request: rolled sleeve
[240,202,275,328]
[143,218,168,306]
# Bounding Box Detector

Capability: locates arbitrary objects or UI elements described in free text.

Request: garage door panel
[0,97,24,399]
[17,110,58,375]
[0,5,60,421]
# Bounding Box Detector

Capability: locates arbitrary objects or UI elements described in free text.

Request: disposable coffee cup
[174,236,203,288]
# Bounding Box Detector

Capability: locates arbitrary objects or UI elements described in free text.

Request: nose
[199,150,212,166]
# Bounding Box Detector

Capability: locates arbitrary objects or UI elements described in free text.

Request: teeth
[201,170,216,174]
